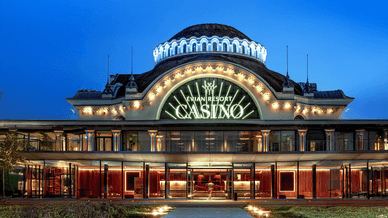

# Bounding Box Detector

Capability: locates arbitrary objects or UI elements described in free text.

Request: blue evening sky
[0,0,387,120]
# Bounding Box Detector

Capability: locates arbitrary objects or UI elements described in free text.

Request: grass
[245,205,388,218]
[0,202,174,218]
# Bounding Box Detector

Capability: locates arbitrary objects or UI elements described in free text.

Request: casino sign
[160,78,260,120]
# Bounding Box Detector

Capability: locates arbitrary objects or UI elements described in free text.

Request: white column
[148,130,158,152]
[255,135,262,152]
[325,129,335,151]
[54,130,64,151]
[111,130,121,151]
[355,129,365,151]
[261,130,270,152]
[298,130,308,152]
[85,130,95,151]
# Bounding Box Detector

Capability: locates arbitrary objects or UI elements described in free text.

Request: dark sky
[0,0,387,120]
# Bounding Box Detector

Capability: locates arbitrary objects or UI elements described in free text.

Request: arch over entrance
[159,77,260,120]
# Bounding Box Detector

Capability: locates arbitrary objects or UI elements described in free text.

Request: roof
[108,53,304,99]
[71,90,102,99]
[313,90,350,99]
[169,24,252,41]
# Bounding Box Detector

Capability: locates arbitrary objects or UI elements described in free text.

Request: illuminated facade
[1,24,388,200]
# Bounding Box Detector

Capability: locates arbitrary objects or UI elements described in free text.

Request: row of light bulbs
[82,64,337,116]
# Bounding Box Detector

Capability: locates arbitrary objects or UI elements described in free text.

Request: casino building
[1,24,388,200]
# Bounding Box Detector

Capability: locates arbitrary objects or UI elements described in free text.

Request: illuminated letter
[218,105,230,119]
[201,105,210,119]
[188,104,201,119]
[211,105,217,118]
[230,105,244,119]
[176,105,187,119]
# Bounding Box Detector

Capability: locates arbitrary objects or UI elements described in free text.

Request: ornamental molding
[153,36,267,64]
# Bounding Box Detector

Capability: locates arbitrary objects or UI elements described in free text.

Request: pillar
[148,130,158,152]
[298,130,307,152]
[384,129,388,150]
[312,164,316,199]
[250,163,255,199]
[54,130,64,151]
[85,130,95,151]
[355,129,365,151]
[111,130,121,151]
[261,130,270,152]
[255,135,262,152]
[325,129,335,151]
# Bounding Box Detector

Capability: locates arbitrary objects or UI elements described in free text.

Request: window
[192,44,196,52]
[306,130,326,151]
[242,46,245,54]
[183,44,187,53]
[269,131,295,151]
[213,42,217,51]
[175,46,178,55]
[233,44,237,53]
[223,43,227,52]
[202,42,206,51]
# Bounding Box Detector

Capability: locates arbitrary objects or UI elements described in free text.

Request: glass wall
[335,132,354,151]
[122,131,139,151]
[269,131,296,151]
[44,160,76,198]
[78,160,100,198]
[148,163,165,199]
[234,163,252,199]
[277,162,297,199]
[123,162,144,199]
[66,132,87,151]
[306,130,325,151]
[369,131,384,151]
[167,163,187,199]
[95,131,112,151]
[298,161,315,199]
[102,161,122,199]
[255,163,273,199]
[0,165,25,198]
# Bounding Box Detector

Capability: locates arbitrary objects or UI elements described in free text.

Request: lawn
[245,205,388,218]
[0,202,174,218]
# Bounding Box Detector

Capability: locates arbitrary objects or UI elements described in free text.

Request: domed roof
[169,23,252,41]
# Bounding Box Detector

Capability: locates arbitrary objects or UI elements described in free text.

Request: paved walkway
[163,207,253,218]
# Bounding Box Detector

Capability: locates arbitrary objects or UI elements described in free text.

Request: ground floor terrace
[2,159,388,200]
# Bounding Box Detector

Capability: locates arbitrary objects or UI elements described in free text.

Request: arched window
[223,43,227,52]
[202,42,207,51]
[175,46,178,55]
[250,48,252,56]
[168,48,170,57]
[213,42,217,51]
[183,44,187,53]
[233,44,237,53]
[294,115,305,120]
[192,44,196,52]
[242,46,245,54]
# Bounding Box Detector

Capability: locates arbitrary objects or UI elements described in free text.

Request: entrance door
[190,169,230,200]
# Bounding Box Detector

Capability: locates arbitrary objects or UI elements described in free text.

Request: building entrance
[188,169,232,200]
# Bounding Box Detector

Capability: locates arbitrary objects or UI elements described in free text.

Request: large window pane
[122,131,139,151]
[123,162,144,199]
[148,163,165,199]
[78,160,100,198]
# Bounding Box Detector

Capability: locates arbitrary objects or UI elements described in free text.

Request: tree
[0,132,27,198]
